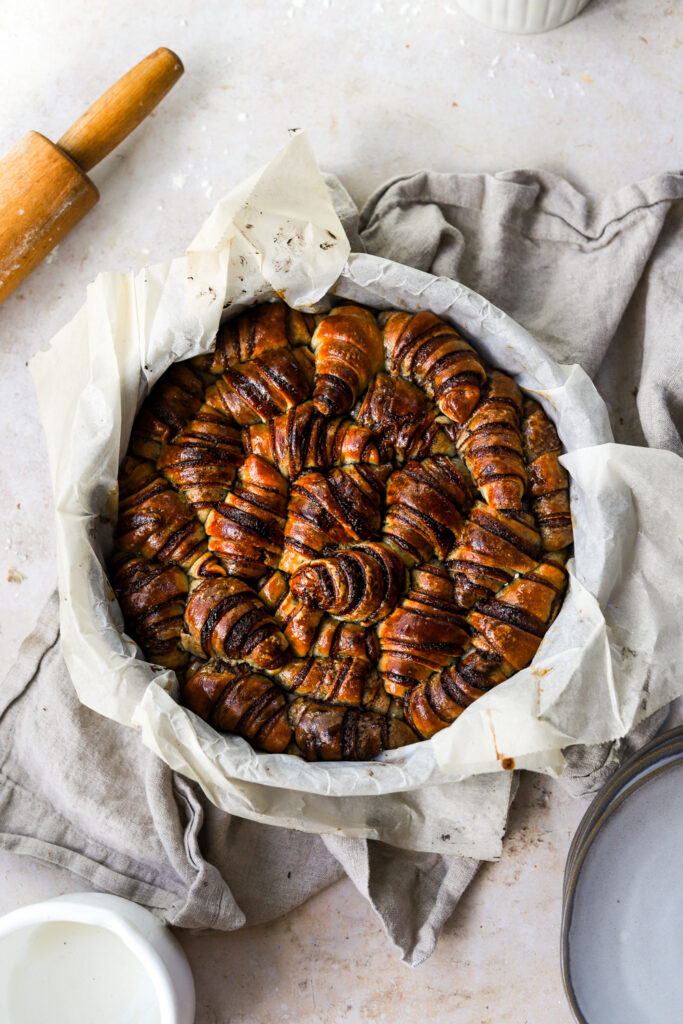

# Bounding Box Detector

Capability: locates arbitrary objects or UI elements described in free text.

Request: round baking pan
[561,725,683,1023]
[563,727,683,898]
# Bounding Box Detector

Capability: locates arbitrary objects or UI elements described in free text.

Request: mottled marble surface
[0,0,680,1019]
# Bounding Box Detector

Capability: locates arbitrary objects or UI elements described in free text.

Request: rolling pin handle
[57,47,184,173]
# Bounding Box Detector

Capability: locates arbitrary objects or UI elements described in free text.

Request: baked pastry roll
[405,555,568,738]
[311,306,383,415]
[357,372,454,463]
[205,455,288,578]
[207,346,314,426]
[404,650,510,739]
[258,570,323,657]
[243,402,386,478]
[156,402,242,519]
[522,398,573,550]
[279,463,389,574]
[116,457,208,572]
[468,554,568,670]
[129,364,204,461]
[182,577,289,672]
[112,554,188,670]
[446,503,542,608]
[377,564,468,697]
[310,617,379,663]
[183,659,292,753]
[277,657,384,709]
[381,310,486,425]
[382,456,473,566]
[289,542,405,626]
[289,699,416,761]
[456,371,527,509]
[192,300,315,375]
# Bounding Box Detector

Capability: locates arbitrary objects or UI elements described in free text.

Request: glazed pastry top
[110,300,572,761]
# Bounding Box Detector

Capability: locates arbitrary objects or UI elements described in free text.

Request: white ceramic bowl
[456,0,593,33]
[0,892,195,1024]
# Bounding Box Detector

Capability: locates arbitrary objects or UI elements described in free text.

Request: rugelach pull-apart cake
[110,300,572,761]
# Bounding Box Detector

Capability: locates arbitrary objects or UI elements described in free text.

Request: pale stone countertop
[0,0,680,1020]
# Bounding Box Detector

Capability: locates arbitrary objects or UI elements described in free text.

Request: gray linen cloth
[2,167,682,967]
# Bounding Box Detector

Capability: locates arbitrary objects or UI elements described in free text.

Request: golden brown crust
[289,542,405,626]
[192,301,315,376]
[183,660,292,753]
[381,311,486,425]
[129,364,204,461]
[357,372,454,463]
[311,306,383,415]
[468,555,568,670]
[182,577,289,671]
[205,455,288,578]
[280,463,389,574]
[116,457,208,571]
[186,551,227,579]
[157,403,243,519]
[522,399,573,550]
[111,300,573,761]
[383,456,473,566]
[243,401,387,478]
[456,371,527,509]
[311,617,379,663]
[445,502,543,609]
[377,565,468,697]
[258,570,323,657]
[404,650,510,739]
[406,555,568,738]
[113,554,189,670]
[289,698,417,761]
[207,346,314,426]
[277,657,373,707]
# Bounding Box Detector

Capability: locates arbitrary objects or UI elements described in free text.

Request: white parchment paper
[29,132,683,858]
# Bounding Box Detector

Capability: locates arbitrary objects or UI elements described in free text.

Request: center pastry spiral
[110,300,573,761]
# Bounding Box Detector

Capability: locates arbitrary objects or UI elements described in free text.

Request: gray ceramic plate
[562,730,683,1023]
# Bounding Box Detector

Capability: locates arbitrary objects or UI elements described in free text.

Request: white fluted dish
[455,0,593,33]
[0,892,195,1024]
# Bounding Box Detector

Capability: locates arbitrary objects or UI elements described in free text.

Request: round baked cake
[110,301,572,761]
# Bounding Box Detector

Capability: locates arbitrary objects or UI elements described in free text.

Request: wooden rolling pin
[0,47,183,304]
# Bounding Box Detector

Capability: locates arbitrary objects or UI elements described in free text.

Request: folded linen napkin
[2,166,681,966]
